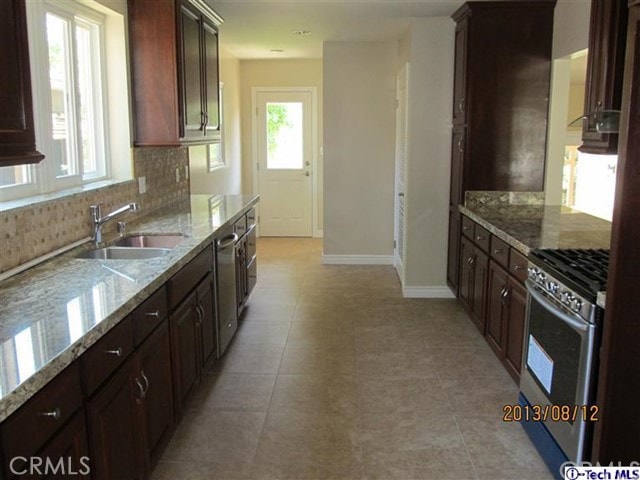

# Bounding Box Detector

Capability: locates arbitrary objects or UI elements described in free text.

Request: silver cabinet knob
[40,408,61,420]
[145,310,160,318]
[105,347,123,357]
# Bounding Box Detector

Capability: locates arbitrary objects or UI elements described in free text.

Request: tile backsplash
[0,147,189,274]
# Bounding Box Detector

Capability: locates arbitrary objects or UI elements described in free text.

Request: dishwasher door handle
[217,233,239,250]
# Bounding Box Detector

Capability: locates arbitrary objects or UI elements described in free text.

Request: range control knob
[560,291,574,305]
[570,298,583,311]
[546,281,559,294]
[536,272,547,284]
[528,267,539,280]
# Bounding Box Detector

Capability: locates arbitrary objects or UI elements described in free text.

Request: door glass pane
[0,165,31,188]
[266,102,303,169]
[47,13,77,178]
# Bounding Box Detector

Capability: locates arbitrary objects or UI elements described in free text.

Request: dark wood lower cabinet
[88,320,174,480]
[197,273,217,367]
[447,207,461,291]
[458,235,474,310]
[458,235,488,333]
[485,260,526,382]
[36,412,91,479]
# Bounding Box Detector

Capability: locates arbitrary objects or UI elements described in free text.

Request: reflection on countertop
[459,203,612,255]
[0,194,258,422]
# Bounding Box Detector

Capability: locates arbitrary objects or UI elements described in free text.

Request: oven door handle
[525,281,589,333]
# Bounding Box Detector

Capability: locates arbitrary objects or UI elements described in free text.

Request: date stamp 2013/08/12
[503,404,600,423]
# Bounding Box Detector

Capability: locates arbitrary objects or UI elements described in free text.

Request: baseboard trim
[402,286,456,298]
[313,229,324,238]
[321,254,394,265]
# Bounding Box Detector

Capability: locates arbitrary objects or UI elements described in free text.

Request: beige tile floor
[151,238,553,480]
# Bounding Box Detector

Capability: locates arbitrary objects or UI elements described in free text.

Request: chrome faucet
[90,202,139,244]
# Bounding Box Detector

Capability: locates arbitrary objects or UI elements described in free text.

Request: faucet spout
[91,202,139,244]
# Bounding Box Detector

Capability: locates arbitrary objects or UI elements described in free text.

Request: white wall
[323,42,398,259]
[545,0,592,203]
[239,59,323,231]
[403,17,455,292]
[190,46,243,195]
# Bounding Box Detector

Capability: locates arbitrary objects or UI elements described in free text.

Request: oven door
[520,280,597,462]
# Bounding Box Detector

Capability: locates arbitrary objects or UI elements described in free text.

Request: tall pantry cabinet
[446,1,556,291]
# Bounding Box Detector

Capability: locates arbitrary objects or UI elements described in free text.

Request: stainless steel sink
[76,247,171,260]
[113,234,186,249]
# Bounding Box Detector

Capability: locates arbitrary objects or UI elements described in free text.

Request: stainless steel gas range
[519,249,609,478]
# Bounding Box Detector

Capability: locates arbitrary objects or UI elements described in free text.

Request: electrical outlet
[175,168,180,183]
[138,176,147,194]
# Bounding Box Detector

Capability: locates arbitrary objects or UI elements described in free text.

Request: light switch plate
[138,176,147,194]
[175,168,180,183]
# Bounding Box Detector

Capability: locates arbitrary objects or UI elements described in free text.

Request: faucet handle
[90,203,103,221]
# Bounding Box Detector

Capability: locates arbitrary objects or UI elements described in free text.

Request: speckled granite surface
[0,194,258,422]
[459,204,612,256]
[465,191,545,208]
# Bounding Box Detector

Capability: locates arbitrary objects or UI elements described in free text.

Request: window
[207,83,225,172]
[0,0,110,201]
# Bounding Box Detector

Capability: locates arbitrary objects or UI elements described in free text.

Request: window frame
[1,0,110,202]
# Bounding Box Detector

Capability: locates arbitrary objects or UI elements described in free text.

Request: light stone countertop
[0,194,258,422]
[459,204,612,256]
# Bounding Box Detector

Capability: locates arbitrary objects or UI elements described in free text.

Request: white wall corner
[402,286,456,299]
[321,254,394,265]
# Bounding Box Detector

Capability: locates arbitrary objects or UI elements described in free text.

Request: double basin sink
[77,235,187,260]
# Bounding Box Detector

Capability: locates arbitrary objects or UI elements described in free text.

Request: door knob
[303,171,310,176]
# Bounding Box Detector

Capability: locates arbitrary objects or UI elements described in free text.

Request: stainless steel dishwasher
[216,225,239,355]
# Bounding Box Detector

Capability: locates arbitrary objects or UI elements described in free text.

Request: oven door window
[527,294,583,411]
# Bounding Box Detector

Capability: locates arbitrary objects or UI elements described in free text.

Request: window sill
[0,179,135,213]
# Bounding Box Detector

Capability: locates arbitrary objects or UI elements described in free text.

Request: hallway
[151,238,551,480]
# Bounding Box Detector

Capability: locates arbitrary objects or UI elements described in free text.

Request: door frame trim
[251,86,320,238]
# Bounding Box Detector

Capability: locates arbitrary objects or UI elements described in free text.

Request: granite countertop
[0,194,258,422]
[459,203,612,256]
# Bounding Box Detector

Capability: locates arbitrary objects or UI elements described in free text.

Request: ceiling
[208,0,470,59]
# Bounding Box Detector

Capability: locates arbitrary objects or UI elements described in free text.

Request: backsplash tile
[0,148,189,274]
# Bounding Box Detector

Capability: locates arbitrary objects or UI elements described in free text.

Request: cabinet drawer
[509,249,529,283]
[82,316,135,396]
[247,255,257,297]
[234,216,247,237]
[246,224,256,262]
[168,246,214,308]
[473,224,491,253]
[1,363,82,461]
[461,215,475,239]
[490,236,510,268]
[246,207,257,229]
[132,286,168,346]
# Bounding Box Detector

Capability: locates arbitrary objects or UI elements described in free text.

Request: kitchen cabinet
[446,1,554,293]
[0,364,85,479]
[167,246,217,417]
[0,0,44,166]
[235,210,258,317]
[446,207,461,289]
[486,260,526,382]
[87,320,174,480]
[579,0,628,154]
[128,0,222,146]
[459,235,488,334]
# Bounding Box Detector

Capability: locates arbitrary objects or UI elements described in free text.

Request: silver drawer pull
[514,264,526,271]
[463,226,472,231]
[105,347,123,357]
[493,248,504,254]
[145,311,160,318]
[476,235,488,241]
[40,408,61,420]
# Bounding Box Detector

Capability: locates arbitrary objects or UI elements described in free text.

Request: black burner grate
[529,248,609,298]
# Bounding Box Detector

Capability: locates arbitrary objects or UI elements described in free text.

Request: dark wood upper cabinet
[0,0,44,166]
[451,1,555,193]
[128,0,222,146]
[580,0,629,154]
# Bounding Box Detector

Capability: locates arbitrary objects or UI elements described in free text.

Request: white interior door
[394,64,409,278]
[256,91,313,237]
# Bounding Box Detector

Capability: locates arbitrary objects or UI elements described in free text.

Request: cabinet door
[87,358,143,480]
[34,411,90,480]
[452,18,468,125]
[450,127,466,206]
[197,273,217,366]
[447,207,460,292]
[581,0,628,153]
[236,236,248,313]
[137,321,174,474]
[169,290,200,416]
[470,248,488,334]
[202,18,220,135]
[504,280,527,381]
[485,261,508,356]
[0,0,44,165]
[178,2,204,140]
[458,235,474,310]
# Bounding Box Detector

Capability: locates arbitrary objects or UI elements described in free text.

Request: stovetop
[528,248,609,301]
